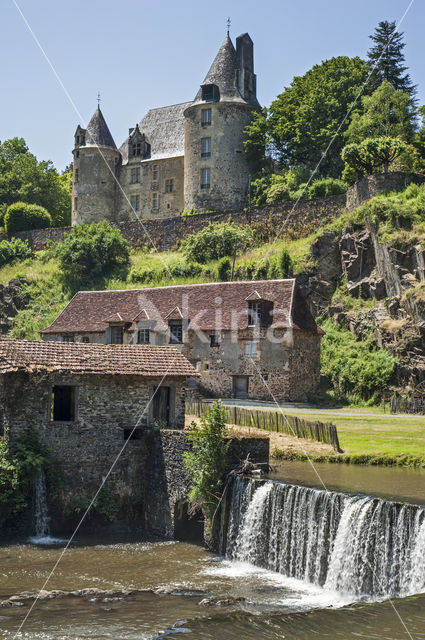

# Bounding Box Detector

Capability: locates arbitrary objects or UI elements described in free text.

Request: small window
[245,341,258,358]
[76,135,80,144]
[110,326,123,344]
[169,321,183,344]
[123,428,142,441]
[165,178,174,193]
[131,167,141,183]
[201,168,211,190]
[81,337,89,343]
[201,109,212,125]
[75,168,79,183]
[202,84,219,102]
[137,328,150,344]
[62,335,74,343]
[152,165,159,181]
[74,196,78,210]
[248,301,262,327]
[152,192,159,209]
[81,135,85,145]
[132,142,141,156]
[210,334,219,347]
[76,150,80,158]
[51,385,76,422]
[131,195,140,211]
[201,138,211,158]
[261,373,269,382]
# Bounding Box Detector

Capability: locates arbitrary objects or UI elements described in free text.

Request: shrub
[182,221,253,263]
[266,182,290,204]
[5,202,52,234]
[307,177,347,198]
[278,247,293,278]
[57,221,130,292]
[168,261,203,278]
[0,238,32,267]
[217,256,231,281]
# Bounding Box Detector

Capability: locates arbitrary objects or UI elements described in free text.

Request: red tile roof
[0,340,197,377]
[41,280,322,335]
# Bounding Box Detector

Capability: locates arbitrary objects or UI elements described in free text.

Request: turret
[183,33,259,212]
[72,107,120,225]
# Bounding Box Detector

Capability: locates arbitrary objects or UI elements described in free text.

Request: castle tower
[183,33,259,212]
[71,107,120,225]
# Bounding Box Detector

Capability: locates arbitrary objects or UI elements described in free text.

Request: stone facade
[71,33,259,225]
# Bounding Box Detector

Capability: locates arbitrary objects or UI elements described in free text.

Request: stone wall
[346,172,420,211]
[14,194,347,252]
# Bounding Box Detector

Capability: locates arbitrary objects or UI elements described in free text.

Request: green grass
[280,410,425,464]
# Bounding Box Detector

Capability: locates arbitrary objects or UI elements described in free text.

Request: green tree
[243,107,271,172]
[183,402,229,525]
[278,247,293,278]
[347,81,416,143]
[0,138,72,227]
[341,137,409,178]
[5,202,52,234]
[182,221,253,263]
[57,221,130,292]
[367,20,415,97]
[262,57,371,176]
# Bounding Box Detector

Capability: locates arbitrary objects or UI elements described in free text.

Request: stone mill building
[72,32,260,225]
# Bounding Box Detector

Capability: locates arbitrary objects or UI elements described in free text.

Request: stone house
[72,32,259,225]
[41,280,323,403]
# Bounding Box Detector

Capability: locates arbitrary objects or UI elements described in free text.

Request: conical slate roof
[193,35,243,103]
[85,107,117,149]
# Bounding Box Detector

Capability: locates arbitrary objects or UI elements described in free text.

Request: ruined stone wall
[346,172,420,211]
[14,194,347,251]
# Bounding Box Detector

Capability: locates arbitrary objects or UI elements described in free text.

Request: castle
[71,32,259,225]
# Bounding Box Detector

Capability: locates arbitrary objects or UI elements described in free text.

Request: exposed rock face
[0,279,29,334]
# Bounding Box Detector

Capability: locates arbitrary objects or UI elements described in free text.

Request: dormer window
[248,301,262,327]
[247,298,274,327]
[109,326,123,344]
[202,84,220,102]
[132,142,141,156]
[169,321,183,344]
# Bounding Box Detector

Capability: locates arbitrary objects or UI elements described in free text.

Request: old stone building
[72,32,259,225]
[41,280,323,403]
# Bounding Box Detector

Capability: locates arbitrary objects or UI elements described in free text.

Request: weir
[220,476,425,598]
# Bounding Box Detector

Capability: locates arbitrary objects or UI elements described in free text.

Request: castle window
[131,167,141,184]
[245,340,258,358]
[131,195,140,211]
[201,168,211,189]
[74,168,79,183]
[81,135,85,145]
[152,165,159,181]
[137,329,150,344]
[201,138,211,158]
[76,150,80,158]
[201,109,212,126]
[202,84,220,102]
[210,334,219,347]
[165,178,174,193]
[152,193,159,209]
[132,142,141,156]
[76,135,80,144]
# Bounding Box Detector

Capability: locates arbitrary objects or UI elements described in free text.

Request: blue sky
[0,0,422,171]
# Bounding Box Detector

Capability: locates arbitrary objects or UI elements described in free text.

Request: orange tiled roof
[0,339,197,377]
[41,280,322,335]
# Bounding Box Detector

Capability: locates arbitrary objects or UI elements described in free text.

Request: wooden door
[233,376,249,399]
[152,386,170,425]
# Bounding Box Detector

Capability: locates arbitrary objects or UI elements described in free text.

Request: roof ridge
[76,279,295,294]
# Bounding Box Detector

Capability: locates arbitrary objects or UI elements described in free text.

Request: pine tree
[367,20,416,97]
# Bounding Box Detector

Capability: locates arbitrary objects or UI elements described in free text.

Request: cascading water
[30,470,51,542]
[221,476,425,598]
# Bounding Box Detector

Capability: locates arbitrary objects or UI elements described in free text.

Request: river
[1,461,424,639]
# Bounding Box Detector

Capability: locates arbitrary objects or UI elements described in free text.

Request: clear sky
[0,0,422,171]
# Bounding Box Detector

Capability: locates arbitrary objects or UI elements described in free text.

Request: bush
[266,182,290,204]
[217,256,231,281]
[278,247,293,278]
[168,261,203,278]
[320,318,397,401]
[0,238,32,267]
[57,221,130,292]
[307,177,347,198]
[5,202,52,234]
[182,221,253,263]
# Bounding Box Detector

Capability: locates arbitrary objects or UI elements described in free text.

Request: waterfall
[222,477,425,598]
[31,470,51,541]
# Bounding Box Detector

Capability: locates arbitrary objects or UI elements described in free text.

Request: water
[1,463,425,638]
[222,476,425,598]
[28,471,65,546]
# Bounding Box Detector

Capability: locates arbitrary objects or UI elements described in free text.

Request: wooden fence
[186,401,342,452]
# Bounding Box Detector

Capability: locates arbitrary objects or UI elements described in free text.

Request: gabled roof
[0,340,196,377]
[41,280,323,336]
[120,102,191,163]
[193,35,244,104]
[85,107,117,149]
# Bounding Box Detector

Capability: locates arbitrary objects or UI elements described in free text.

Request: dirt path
[185,416,335,458]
